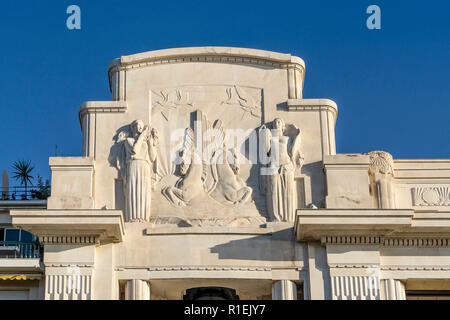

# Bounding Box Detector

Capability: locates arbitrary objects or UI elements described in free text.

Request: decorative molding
[109,54,304,75]
[46,264,93,268]
[45,274,92,300]
[329,264,380,269]
[322,236,381,246]
[78,101,128,126]
[380,265,450,271]
[287,99,338,120]
[393,159,450,180]
[145,266,273,272]
[383,237,450,247]
[413,187,450,206]
[39,235,99,245]
[115,265,300,272]
[144,226,271,236]
[331,276,380,300]
[322,235,450,247]
[148,216,267,227]
[108,47,305,97]
[368,151,394,176]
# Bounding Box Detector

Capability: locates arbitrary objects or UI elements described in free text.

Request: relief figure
[117,120,158,221]
[260,118,302,222]
[162,128,205,207]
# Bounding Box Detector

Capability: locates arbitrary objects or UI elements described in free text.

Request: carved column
[125,280,151,300]
[272,280,297,300]
[369,151,395,209]
[380,279,406,300]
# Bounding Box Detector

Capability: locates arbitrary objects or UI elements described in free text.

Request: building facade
[1,47,450,300]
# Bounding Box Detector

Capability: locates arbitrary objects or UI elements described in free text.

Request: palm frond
[11,160,34,185]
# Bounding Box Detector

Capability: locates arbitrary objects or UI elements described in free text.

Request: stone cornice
[383,237,450,247]
[323,154,370,170]
[296,209,450,245]
[49,157,94,170]
[78,101,128,127]
[321,235,450,247]
[380,265,450,271]
[143,266,274,272]
[321,236,382,246]
[109,47,305,70]
[394,159,450,179]
[115,265,304,281]
[39,235,100,245]
[108,47,306,90]
[10,210,125,243]
[295,209,414,241]
[287,98,338,122]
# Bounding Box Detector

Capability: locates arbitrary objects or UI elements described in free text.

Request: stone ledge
[78,100,128,126]
[49,157,94,167]
[323,154,370,169]
[287,98,338,120]
[0,258,43,273]
[144,226,272,236]
[10,210,125,243]
[394,159,450,179]
[296,209,450,243]
[115,265,303,281]
[109,46,305,70]
[295,209,414,241]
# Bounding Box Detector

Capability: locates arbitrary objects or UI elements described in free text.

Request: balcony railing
[0,241,42,258]
[0,186,49,201]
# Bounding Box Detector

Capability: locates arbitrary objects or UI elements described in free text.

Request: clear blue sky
[0,0,449,185]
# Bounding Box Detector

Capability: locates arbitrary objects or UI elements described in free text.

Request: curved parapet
[107,46,306,101]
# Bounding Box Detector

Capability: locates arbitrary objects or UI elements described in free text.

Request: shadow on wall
[108,125,131,176]
[209,227,303,262]
[302,161,325,208]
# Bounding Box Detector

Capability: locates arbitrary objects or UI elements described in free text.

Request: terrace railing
[0,241,42,259]
[0,186,49,201]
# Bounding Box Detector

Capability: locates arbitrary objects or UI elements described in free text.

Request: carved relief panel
[149,85,267,223]
[110,85,307,225]
[413,187,450,206]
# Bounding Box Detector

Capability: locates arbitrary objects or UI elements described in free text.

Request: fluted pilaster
[272,280,297,300]
[125,280,150,300]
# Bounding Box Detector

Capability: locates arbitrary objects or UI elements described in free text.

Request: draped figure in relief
[260,118,302,222]
[117,120,158,222]
[162,111,252,208]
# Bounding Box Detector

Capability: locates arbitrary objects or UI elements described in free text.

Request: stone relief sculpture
[368,151,395,209]
[162,127,204,207]
[259,118,303,222]
[209,147,252,205]
[152,88,193,121]
[116,120,158,222]
[162,110,252,208]
[413,187,450,206]
[222,85,261,118]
